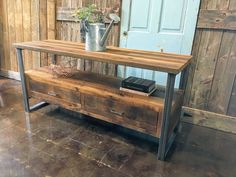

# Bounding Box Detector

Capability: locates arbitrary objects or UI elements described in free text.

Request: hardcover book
[121,76,156,94]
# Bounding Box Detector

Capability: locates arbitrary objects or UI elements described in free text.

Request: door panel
[129,0,151,31]
[160,0,187,32]
[119,0,200,87]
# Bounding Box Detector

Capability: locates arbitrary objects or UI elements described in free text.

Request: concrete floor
[0,77,236,177]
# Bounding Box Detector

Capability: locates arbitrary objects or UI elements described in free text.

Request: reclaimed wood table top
[13,40,192,74]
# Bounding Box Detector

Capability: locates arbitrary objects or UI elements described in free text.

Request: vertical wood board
[55,0,120,76]
[7,0,17,71]
[0,0,56,72]
[188,0,229,110]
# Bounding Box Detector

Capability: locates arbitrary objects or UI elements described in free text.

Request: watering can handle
[99,20,115,47]
[100,14,121,47]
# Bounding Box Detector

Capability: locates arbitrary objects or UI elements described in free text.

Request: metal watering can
[85,14,120,52]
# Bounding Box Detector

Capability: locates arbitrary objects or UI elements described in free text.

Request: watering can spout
[100,14,120,47]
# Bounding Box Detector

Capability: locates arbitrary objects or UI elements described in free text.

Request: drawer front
[28,79,81,105]
[83,94,158,135]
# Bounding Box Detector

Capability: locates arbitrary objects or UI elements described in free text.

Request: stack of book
[120,76,156,96]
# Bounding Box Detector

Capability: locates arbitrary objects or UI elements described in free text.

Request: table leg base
[29,102,49,112]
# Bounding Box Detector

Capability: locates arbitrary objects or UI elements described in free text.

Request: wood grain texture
[187,0,232,111]
[22,0,33,70]
[47,0,56,65]
[14,0,23,45]
[0,0,120,74]
[189,30,223,108]
[184,30,202,106]
[184,0,236,117]
[2,1,10,70]
[182,106,236,134]
[197,9,236,30]
[83,93,158,135]
[0,0,9,70]
[0,0,56,72]
[40,0,48,67]
[31,91,82,111]
[29,78,81,105]
[0,0,235,117]
[7,0,17,71]
[25,66,184,137]
[55,0,121,76]
[47,0,56,40]
[31,0,41,69]
[83,93,159,125]
[26,69,165,109]
[203,0,236,115]
[56,7,119,23]
[13,40,192,74]
[208,31,236,114]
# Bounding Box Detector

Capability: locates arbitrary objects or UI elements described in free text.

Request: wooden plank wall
[55,0,236,116]
[56,0,120,76]
[185,0,236,117]
[0,0,235,117]
[0,0,56,72]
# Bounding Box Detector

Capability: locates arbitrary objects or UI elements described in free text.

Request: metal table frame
[157,68,188,160]
[16,47,189,161]
[16,49,49,112]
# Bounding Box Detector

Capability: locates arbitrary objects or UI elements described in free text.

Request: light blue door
[118,0,200,87]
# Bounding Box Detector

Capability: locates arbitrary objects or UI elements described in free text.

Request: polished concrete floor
[0,77,236,177]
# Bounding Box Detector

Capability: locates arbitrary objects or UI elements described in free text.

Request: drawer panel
[83,94,159,134]
[28,79,81,105]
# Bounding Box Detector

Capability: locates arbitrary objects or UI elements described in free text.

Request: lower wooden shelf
[25,67,183,138]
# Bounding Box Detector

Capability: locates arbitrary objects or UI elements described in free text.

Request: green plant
[73,4,104,23]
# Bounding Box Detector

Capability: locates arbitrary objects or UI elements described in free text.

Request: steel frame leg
[16,48,49,113]
[158,73,176,160]
[178,66,189,133]
[179,66,188,90]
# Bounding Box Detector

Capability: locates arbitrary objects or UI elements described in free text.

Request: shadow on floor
[0,77,236,177]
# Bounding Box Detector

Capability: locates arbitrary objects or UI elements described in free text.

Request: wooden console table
[13,40,191,160]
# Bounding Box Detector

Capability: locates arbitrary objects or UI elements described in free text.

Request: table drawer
[28,79,81,105]
[83,94,159,135]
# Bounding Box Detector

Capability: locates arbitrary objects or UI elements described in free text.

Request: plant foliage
[73,4,104,23]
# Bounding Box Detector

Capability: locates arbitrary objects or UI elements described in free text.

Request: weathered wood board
[0,0,236,118]
[186,0,236,117]
[198,9,236,30]
[56,7,119,23]
[25,66,184,137]
[0,0,56,72]
[13,40,192,74]
[182,106,236,134]
[56,0,121,76]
